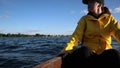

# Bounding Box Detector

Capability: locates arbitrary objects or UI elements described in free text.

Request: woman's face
[88,1,101,13]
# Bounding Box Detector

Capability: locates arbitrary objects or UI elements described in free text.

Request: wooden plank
[33,57,62,68]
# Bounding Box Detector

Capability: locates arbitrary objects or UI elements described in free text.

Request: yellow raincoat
[63,13,120,55]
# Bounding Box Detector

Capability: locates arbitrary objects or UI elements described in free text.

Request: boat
[33,48,120,68]
[33,57,62,68]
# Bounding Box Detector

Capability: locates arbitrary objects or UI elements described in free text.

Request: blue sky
[0,0,120,35]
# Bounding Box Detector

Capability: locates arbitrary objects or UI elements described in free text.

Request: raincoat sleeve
[63,16,86,53]
[110,15,120,43]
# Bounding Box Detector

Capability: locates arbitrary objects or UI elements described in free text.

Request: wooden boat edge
[33,57,62,68]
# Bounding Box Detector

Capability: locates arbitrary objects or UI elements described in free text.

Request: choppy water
[0,37,120,68]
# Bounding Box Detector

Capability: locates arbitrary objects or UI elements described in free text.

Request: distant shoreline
[0,33,71,37]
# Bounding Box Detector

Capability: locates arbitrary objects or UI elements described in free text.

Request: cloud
[70,9,88,15]
[0,0,16,6]
[20,30,42,35]
[0,16,3,19]
[0,11,10,19]
[5,15,10,19]
[83,10,88,14]
[0,29,5,32]
[0,15,10,19]
[0,29,6,34]
[110,7,120,13]
[80,9,88,14]
[70,10,76,14]
[114,7,120,13]
[80,7,120,14]
[65,30,73,35]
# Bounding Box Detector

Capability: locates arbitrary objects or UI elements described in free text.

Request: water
[0,37,120,68]
[0,37,69,68]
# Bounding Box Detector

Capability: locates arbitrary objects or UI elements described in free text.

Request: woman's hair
[82,0,104,5]
[103,7,111,14]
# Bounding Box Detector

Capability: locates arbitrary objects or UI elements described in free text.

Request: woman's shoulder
[102,13,114,19]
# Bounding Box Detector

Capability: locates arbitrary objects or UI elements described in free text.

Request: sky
[0,0,120,35]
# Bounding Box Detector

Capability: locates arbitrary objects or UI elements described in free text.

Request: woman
[58,0,120,67]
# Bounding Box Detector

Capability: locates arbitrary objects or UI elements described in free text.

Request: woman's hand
[57,50,70,58]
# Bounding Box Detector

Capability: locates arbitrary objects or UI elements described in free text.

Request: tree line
[0,33,71,37]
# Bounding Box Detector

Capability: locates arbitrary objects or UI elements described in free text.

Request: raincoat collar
[86,13,110,21]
